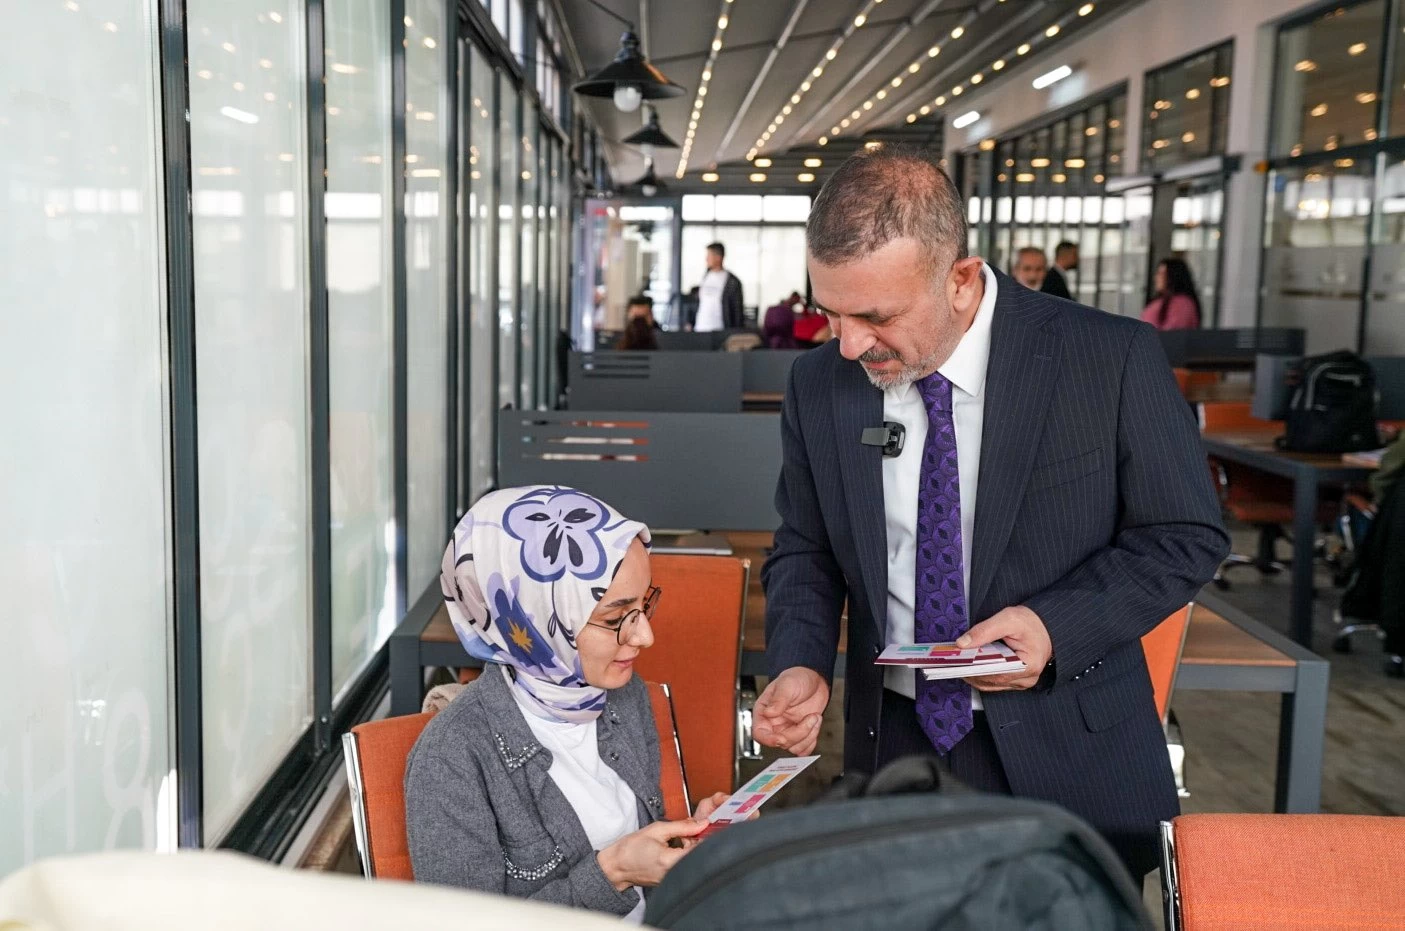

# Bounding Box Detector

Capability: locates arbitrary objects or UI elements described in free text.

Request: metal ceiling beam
[712,0,811,165]
[782,0,958,148]
[855,0,1055,136]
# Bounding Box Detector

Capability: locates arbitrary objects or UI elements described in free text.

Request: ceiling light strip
[714,0,811,165]
[863,1,1097,140]
[676,0,735,179]
[748,0,880,160]
[782,0,948,147]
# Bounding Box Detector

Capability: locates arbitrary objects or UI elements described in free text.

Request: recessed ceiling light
[1349,42,1367,55]
[798,172,816,183]
[1079,3,1094,15]
[1046,24,1060,37]
[749,172,767,182]
[1018,43,1031,55]
[754,157,772,167]
[1032,65,1072,89]
[951,26,964,38]
[818,136,828,145]
[952,110,980,129]
[993,59,1005,70]
[702,172,719,182]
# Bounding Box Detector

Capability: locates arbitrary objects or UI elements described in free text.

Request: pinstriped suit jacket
[762,268,1229,852]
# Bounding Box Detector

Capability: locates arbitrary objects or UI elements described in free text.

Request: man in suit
[1011,246,1049,291]
[1040,240,1078,300]
[753,145,1228,877]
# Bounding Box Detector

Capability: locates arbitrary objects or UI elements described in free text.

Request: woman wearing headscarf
[405,486,728,919]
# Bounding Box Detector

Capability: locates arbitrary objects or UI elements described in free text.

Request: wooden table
[1180,593,1329,813]
[1201,428,1376,648]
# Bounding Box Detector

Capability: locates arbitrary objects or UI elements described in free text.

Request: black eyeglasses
[585,585,662,644]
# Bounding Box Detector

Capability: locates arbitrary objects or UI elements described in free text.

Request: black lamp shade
[623,110,678,149]
[630,164,666,195]
[573,31,687,100]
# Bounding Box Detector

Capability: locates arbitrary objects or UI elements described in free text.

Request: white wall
[944,0,1320,326]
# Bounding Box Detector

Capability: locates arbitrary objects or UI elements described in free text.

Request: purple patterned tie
[913,371,972,754]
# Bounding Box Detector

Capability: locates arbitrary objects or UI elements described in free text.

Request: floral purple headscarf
[441,486,651,723]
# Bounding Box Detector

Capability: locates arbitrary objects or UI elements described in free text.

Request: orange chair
[1141,604,1193,725]
[344,680,689,879]
[343,712,435,881]
[1160,813,1405,929]
[634,554,748,806]
[1174,368,1221,402]
[1141,605,1194,798]
[1199,402,1340,586]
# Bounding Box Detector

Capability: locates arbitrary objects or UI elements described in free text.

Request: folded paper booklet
[698,755,819,838]
[876,642,1027,680]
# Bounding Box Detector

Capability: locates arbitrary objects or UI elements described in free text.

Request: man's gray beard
[859,345,948,391]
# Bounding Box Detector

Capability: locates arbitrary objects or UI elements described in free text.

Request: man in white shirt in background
[690,242,744,332]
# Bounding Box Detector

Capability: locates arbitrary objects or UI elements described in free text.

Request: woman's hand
[691,792,731,821]
[596,819,707,890]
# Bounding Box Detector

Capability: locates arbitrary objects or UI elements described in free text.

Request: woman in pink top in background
[1141,257,1202,331]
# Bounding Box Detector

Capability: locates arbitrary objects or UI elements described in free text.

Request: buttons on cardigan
[609,750,620,762]
[867,727,876,740]
[647,794,661,812]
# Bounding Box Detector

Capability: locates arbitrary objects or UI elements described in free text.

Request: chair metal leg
[1165,713,1189,799]
[737,676,762,760]
[1160,820,1181,931]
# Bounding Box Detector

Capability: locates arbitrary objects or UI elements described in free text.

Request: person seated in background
[617,316,659,351]
[792,300,833,347]
[1011,246,1048,291]
[405,487,733,920]
[626,295,661,330]
[1142,257,1202,331]
[763,291,804,349]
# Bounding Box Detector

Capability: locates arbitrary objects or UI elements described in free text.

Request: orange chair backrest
[634,554,747,805]
[1173,368,1220,399]
[1198,401,1277,431]
[645,681,692,821]
[346,712,435,881]
[1172,813,1405,928]
[1140,605,1192,724]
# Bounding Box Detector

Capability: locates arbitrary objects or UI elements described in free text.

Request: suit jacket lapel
[969,280,1062,616]
[833,355,888,634]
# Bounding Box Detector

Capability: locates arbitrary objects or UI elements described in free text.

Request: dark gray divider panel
[743,350,804,394]
[498,410,782,531]
[566,352,743,412]
[657,331,725,351]
[1160,328,1305,367]
[1368,356,1405,419]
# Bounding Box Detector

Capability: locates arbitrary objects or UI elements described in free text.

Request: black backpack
[644,757,1151,930]
[1280,350,1380,453]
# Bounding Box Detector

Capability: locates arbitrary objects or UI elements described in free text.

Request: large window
[681,195,810,324]
[326,0,395,697]
[965,90,1130,314]
[1272,1,1387,158]
[4,0,583,872]
[187,0,314,839]
[405,0,450,595]
[3,0,173,873]
[1262,0,1405,352]
[1142,42,1234,172]
[465,43,497,502]
[498,77,520,408]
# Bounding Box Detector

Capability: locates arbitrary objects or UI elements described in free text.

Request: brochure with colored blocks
[876,642,1027,680]
[701,755,819,834]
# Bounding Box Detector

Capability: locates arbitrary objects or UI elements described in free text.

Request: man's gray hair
[806,143,968,277]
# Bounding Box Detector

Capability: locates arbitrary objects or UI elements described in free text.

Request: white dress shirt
[883,262,998,705]
[511,677,646,923]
